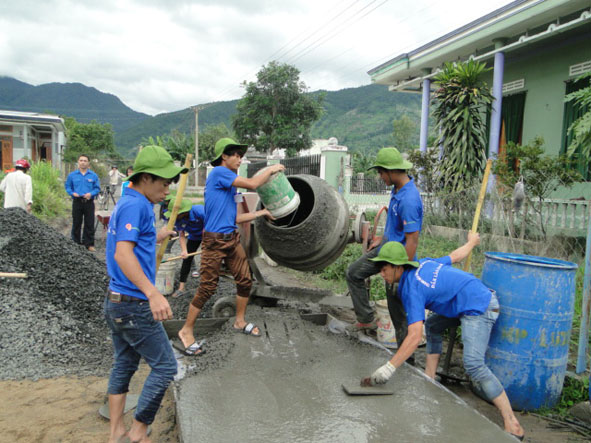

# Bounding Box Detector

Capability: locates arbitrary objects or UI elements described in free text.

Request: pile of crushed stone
[0,207,111,380]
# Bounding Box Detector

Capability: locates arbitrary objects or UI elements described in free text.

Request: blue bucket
[482,252,578,411]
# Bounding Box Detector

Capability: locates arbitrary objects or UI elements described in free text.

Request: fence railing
[350,176,390,194]
[281,154,321,177]
[247,154,321,178]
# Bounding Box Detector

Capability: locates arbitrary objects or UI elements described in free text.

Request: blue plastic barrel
[482,252,578,411]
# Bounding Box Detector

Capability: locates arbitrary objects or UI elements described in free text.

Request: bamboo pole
[463,159,493,272]
[155,154,192,271]
[0,272,27,278]
[161,250,201,263]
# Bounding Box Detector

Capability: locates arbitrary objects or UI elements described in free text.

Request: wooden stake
[0,272,27,278]
[155,154,193,271]
[464,159,493,272]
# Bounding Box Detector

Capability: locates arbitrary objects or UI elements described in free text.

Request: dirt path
[0,365,177,443]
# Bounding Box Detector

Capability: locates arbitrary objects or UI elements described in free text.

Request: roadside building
[368,0,591,196]
[0,110,66,172]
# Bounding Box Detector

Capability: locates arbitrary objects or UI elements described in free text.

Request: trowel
[341,378,394,396]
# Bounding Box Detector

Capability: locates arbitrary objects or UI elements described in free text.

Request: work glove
[370,362,396,385]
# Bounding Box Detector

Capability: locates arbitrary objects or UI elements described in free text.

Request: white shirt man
[0,160,33,213]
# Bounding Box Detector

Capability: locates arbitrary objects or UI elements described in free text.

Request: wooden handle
[464,159,493,272]
[155,154,193,271]
[161,250,201,263]
[0,272,27,278]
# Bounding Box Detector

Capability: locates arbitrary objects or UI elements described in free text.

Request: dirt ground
[0,216,586,442]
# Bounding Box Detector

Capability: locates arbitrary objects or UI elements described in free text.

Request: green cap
[164,198,192,218]
[369,241,419,268]
[126,145,188,181]
[211,138,248,165]
[368,147,412,171]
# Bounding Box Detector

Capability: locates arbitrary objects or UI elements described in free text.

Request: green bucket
[255,168,300,218]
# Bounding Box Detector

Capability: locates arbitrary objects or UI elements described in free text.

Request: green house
[369,0,591,198]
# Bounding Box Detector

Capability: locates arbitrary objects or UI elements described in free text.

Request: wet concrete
[175,308,516,443]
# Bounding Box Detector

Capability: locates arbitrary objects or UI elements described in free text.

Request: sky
[0,0,512,116]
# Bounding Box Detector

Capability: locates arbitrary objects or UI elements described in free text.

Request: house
[0,110,66,171]
[368,0,591,196]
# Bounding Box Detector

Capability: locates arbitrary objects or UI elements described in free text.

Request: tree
[198,123,233,164]
[64,117,117,162]
[392,115,417,151]
[565,73,591,162]
[351,148,375,174]
[493,137,582,239]
[232,61,324,157]
[432,60,493,192]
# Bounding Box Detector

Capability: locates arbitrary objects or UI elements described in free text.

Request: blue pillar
[419,69,432,153]
[486,41,506,212]
[488,41,506,159]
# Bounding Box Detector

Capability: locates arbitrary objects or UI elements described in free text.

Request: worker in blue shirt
[346,147,423,349]
[177,138,282,356]
[366,234,525,441]
[163,198,205,298]
[104,145,187,443]
[120,165,134,197]
[65,154,101,251]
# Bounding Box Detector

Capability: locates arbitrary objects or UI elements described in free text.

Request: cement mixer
[211,173,385,317]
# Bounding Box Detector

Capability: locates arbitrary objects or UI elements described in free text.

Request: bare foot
[108,431,127,443]
[128,420,151,443]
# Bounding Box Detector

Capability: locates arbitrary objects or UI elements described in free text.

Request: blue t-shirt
[382,178,423,257]
[65,169,101,198]
[398,256,492,325]
[204,166,238,234]
[106,188,157,300]
[175,205,205,241]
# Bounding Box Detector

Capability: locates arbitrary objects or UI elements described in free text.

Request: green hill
[115,84,421,156]
[0,77,422,157]
[0,77,149,133]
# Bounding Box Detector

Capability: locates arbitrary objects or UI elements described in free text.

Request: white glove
[370,361,396,385]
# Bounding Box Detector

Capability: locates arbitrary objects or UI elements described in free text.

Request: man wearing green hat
[365,233,525,440]
[104,145,187,443]
[178,138,283,354]
[163,198,205,298]
[345,147,423,349]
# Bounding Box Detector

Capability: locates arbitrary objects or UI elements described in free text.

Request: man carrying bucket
[345,147,423,350]
[177,138,283,355]
[365,233,525,441]
[104,145,186,443]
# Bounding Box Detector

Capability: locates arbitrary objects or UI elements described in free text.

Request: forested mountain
[0,77,149,133]
[0,77,421,157]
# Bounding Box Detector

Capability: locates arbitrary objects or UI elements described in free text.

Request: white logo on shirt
[415,260,443,289]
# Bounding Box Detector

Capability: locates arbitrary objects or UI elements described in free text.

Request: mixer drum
[254,174,349,272]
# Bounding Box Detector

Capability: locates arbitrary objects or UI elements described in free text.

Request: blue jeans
[104,298,177,425]
[425,292,504,401]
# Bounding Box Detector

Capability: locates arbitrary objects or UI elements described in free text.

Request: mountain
[115,84,422,156]
[0,77,422,157]
[0,77,149,133]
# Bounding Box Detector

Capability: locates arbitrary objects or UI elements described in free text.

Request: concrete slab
[175,309,516,443]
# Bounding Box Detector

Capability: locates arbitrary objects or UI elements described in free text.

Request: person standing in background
[0,158,33,213]
[108,165,125,197]
[121,165,134,197]
[65,154,100,252]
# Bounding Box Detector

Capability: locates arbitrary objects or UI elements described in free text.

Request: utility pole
[192,106,200,186]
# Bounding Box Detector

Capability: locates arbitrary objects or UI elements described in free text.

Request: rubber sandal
[173,339,206,356]
[192,271,199,278]
[233,322,262,337]
[510,433,524,441]
[344,320,377,333]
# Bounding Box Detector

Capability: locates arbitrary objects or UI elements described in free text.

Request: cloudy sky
[0,0,511,115]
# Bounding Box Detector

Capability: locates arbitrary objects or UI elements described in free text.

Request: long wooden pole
[155,154,193,271]
[464,159,493,272]
[161,250,201,263]
[0,272,27,278]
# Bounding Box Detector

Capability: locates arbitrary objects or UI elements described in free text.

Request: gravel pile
[0,207,112,380]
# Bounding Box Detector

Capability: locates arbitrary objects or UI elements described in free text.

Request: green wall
[484,36,591,196]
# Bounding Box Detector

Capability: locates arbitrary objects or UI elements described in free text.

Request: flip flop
[510,433,524,441]
[233,322,262,337]
[173,339,206,356]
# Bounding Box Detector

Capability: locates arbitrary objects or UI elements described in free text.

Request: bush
[30,161,69,220]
